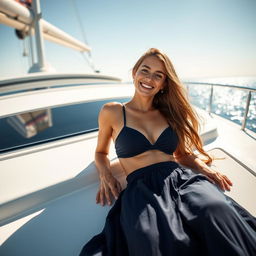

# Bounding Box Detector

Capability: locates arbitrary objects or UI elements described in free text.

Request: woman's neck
[128,94,155,112]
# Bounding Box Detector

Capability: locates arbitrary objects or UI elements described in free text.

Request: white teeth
[141,83,153,89]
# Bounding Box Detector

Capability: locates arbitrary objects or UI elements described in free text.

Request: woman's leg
[178,173,256,256]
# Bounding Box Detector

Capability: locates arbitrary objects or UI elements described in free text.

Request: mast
[28,0,47,73]
[0,0,92,73]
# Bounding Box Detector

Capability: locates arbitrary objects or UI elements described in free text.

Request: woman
[80,48,256,256]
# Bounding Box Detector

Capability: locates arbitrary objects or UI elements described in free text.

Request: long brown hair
[132,48,213,164]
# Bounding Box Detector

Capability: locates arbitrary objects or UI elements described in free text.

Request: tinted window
[0,98,130,153]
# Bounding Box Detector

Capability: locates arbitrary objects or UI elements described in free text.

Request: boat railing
[184,82,256,131]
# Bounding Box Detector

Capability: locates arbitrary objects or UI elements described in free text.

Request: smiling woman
[79,48,256,256]
[133,57,167,95]
[139,63,166,84]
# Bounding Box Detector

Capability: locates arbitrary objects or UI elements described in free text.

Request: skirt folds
[80,161,256,256]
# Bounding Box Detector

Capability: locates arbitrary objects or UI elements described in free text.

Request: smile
[140,82,154,89]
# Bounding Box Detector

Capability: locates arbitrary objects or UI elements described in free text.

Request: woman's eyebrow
[141,64,150,69]
[141,65,165,75]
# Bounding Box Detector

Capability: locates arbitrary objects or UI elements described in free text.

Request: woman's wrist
[99,171,113,180]
[198,165,215,175]
[193,157,214,175]
[95,162,112,178]
[95,153,111,178]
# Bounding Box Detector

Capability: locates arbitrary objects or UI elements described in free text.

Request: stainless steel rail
[185,82,256,130]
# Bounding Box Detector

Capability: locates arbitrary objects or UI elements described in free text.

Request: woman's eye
[141,69,148,73]
[155,74,163,79]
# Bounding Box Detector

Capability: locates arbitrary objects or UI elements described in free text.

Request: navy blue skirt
[80,161,256,256]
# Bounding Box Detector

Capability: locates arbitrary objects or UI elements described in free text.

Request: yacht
[0,1,255,255]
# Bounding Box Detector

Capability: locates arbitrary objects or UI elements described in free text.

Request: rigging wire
[70,0,99,73]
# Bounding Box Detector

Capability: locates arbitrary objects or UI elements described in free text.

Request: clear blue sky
[1,0,256,81]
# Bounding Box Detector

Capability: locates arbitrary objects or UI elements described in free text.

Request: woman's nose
[145,73,154,81]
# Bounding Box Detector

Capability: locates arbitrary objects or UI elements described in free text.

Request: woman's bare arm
[95,103,122,206]
[174,149,233,191]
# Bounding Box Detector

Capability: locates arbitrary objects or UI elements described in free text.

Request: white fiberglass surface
[0,135,98,205]
[0,148,255,256]
[0,183,112,256]
[0,83,134,117]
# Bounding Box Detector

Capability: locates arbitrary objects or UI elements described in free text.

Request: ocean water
[184,76,256,133]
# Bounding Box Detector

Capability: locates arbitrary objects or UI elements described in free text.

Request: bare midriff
[119,150,176,176]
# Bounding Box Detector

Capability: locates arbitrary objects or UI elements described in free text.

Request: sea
[183,76,256,133]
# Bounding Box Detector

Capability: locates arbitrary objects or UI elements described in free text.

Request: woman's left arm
[174,151,233,191]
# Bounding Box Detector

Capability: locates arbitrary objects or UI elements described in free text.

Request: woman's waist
[125,160,179,184]
[120,152,176,175]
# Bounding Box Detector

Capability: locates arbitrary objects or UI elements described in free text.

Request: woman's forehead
[140,56,166,72]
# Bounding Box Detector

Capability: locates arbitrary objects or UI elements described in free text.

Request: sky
[0,0,256,81]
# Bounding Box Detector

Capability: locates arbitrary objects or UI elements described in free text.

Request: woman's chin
[136,86,156,97]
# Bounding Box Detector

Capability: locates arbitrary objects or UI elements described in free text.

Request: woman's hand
[96,172,122,206]
[174,151,233,191]
[202,169,233,191]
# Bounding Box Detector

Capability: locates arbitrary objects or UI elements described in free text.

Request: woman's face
[133,56,166,97]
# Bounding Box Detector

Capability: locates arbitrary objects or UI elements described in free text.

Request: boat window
[0,98,130,153]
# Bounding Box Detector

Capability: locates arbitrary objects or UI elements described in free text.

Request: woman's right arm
[95,103,122,206]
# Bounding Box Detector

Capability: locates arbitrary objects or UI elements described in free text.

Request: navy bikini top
[115,105,179,158]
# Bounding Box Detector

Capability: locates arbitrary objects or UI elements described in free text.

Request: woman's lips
[140,82,154,89]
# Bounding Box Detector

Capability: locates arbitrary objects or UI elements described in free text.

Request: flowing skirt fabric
[80,161,256,256]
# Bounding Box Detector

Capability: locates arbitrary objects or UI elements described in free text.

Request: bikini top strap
[122,104,126,126]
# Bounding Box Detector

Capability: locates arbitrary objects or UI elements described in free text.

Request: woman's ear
[163,80,168,90]
[162,81,166,89]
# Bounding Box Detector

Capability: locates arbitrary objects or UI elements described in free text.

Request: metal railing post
[184,82,255,132]
[209,85,213,113]
[241,91,252,130]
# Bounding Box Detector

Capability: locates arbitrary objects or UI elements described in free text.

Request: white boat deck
[205,113,256,172]
[0,148,255,255]
[0,113,255,256]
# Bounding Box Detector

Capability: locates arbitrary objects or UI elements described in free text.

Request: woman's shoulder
[101,101,123,112]
[99,102,123,120]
